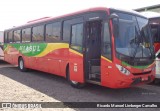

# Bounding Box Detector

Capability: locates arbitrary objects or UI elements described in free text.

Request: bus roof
[140,11,160,18]
[27,17,52,23]
[5,7,108,31]
[5,7,147,31]
[139,11,160,24]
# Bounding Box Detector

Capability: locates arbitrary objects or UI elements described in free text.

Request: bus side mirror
[109,13,119,38]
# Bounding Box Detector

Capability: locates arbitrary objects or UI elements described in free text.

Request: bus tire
[18,57,27,72]
[67,67,85,88]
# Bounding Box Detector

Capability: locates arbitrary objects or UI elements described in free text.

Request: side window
[71,23,83,52]
[151,25,159,43]
[63,21,70,42]
[63,17,83,43]
[8,31,13,43]
[46,22,61,42]
[102,22,112,60]
[32,25,44,42]
[22,28,31,42]
[14,30,21,43]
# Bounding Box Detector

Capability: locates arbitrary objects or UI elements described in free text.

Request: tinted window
[71,23,83,52]
[63,21,70,42]
[102,22,111,60]
[63,17,83,42]
[22,28,31,42]
[32,25,44,42]
[14,30,21,43]
[151,25,160,42]
[46,22,61,42]
[8,31,13,43]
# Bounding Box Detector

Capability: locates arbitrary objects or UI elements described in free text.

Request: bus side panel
[23,56,30,68]
[5,45,18,65]
[59,60,69,77]
[36,57,49,72]
[12,53,20,65]
[42,48,69,77]
[69,49,84,83]
[101,57,116,88]
[59,48,69,77]
[4,53,10,63]
[47,58,60,75]
[0,48,4,60]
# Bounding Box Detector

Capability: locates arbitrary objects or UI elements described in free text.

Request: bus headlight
[116,64,130,76]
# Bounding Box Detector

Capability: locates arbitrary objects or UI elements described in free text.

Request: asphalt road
[0,60,160,111]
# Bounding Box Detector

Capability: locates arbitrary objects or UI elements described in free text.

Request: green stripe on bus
[122,61,149,69]
[10,43,47,56]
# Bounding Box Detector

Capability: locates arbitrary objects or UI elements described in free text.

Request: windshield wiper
[131,26,142,60]
[141,26,154,59]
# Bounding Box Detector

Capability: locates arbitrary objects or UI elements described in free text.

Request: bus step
[87,80,101,85]
[90,66,100,74]
[89,73,100,80]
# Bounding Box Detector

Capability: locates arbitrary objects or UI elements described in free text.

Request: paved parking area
[0,61,160,111]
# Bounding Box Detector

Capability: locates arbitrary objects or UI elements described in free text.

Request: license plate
[141,77,148,81]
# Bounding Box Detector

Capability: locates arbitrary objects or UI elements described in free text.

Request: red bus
[0,31,4,60]
[3,7,155,88]
[149,16,160,80]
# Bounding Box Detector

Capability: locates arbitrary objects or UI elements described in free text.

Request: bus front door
[85,20,102,82]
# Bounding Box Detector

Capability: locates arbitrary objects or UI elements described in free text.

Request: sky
[0,0,160,31]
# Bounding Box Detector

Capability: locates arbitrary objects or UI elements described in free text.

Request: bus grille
[132,71,151,76]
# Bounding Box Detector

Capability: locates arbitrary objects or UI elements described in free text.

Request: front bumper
[112,74,155,88]
[131,75,154,85]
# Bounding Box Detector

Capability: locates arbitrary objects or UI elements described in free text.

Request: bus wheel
[67,68,85,88]
[18,58,27,72]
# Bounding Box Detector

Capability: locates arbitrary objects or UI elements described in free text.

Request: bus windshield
[113,12,154,58]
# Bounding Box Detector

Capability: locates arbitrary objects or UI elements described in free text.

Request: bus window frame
[70,22,84,53]
[45,21,61,43]
[22,27,32,43]
[62,17,84,43]
[150,24,160,43]
[4,32,8,43]
[13,30,21,43]
[32,25,45,42]
[101,20,113,61]
[8,31,13,43]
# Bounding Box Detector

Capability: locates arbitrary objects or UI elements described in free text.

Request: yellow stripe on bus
[69,49,83,57]
[101,56,112,63]
[34,43,69,57]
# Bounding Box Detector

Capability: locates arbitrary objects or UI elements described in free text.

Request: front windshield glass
[113,12,154,58]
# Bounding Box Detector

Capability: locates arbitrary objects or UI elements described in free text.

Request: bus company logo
[2,103,12,108]
[19,45,41,52]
